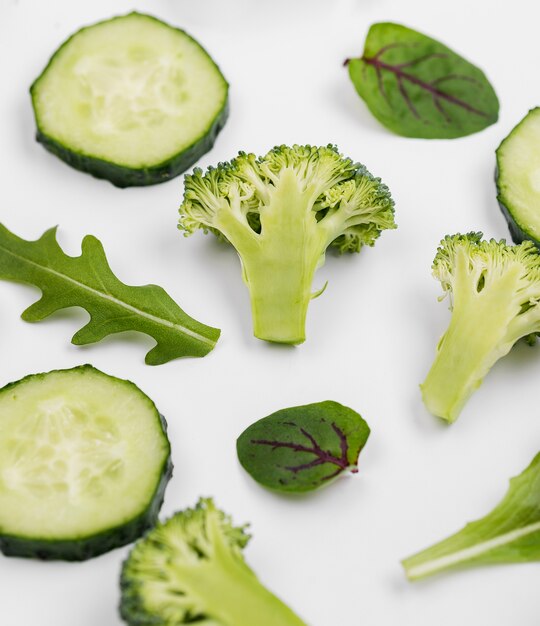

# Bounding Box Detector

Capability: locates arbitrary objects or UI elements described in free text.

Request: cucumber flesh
[0,365,172,560]
[497,108,540,245]
[31,13,228,187]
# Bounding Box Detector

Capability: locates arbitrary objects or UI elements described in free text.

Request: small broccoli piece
[179,145,395,344]
[421,233,540,422]
[120,498,308,626]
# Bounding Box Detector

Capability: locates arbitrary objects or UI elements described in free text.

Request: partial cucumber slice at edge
[0,365,173,561]
[497,107,540,245]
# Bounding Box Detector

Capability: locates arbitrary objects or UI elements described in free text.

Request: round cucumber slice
[0,365,172,560]
[30,12,228,187]
[497,108,540,245]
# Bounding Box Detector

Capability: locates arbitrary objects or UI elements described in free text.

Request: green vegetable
[421,233,540,422]
[179,144,395,344]
[0,365,172,561]
[31,12,228,187]
[237,400,370,493]
[497,108,540,245]
[403,452,540,580]
[120,498,308,626]
[0,224,220,364]
[346,22,499,139]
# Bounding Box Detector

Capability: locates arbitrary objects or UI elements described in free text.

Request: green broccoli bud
[179,145,395,344]
[421,233,540,422]
[120,498,308,626]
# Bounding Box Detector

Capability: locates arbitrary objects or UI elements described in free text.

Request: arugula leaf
[236,401,370,493]
[346,22,499,139]
[0,224,220,364]
[403,452,540,581]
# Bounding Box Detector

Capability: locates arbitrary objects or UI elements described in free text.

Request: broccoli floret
[179,145,395,344]
[421,233,540,422]
[120,498,308,626]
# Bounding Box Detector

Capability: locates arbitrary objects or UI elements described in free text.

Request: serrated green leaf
[347,22,499,139]
[0,224,220,364]
[236,401,370,493]
[402,452,540,581]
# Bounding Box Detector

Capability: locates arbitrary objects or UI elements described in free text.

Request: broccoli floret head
[120,498,307,626]
[120,499,248,624]
[422,233,540,423]
[179,145,395,344]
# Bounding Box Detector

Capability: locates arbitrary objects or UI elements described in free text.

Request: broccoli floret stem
[196,552,308,626]
[245,257,315,344]
[421,250,522,422]
[236,169,328,344]
[243,239,322,344]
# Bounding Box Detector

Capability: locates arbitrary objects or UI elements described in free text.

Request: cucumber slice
[0,365,172,560]
[30,13,228,187]
[497,108,540,245]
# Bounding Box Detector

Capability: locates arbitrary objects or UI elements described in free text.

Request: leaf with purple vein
[346,22,499,139]
[236,401,370,493]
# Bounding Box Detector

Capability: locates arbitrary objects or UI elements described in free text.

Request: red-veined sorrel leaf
[236,401,370,493]
[346,22,499,139]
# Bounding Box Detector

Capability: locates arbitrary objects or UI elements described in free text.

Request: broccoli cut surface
[179,145,395,344]
[422,233,540,422]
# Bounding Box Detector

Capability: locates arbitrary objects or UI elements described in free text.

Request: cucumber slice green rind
[33,102,229,188]
[0,446,171,561]
[0,412,172,561]
[0,365,173,561]
[496,108,540,246]
[30,12,229,187]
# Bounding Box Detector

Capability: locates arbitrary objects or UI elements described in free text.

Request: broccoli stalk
[120,498,308,626]
[179,145,395,344]
[421,233,540,422]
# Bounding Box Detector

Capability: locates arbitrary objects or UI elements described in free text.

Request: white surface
[0,0,539,624]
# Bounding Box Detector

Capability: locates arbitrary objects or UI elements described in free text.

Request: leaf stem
[403,521,540,581]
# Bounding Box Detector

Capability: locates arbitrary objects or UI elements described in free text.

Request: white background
[1,0,539,624]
